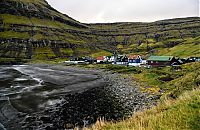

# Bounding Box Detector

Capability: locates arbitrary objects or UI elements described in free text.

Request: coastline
[47,64,157,129]
[0,64,157,129]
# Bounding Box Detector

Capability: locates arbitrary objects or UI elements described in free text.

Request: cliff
[0,0,200,62]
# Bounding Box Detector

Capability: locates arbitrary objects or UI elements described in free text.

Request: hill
[82,62,200,130]
[0,1,200,129]
[0,0,200,63]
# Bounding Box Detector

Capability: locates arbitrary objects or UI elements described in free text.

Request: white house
[128,55,143,66]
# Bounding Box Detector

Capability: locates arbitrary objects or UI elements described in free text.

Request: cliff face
[0,0,90,60]
[0,0,200,61]
[0,0,87,28]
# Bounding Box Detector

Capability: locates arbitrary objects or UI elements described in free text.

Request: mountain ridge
[0,0,200,63]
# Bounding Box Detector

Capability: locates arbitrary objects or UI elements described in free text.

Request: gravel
[2,65,157,129]
[34,67,156,129]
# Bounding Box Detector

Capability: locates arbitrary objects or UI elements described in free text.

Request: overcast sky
[46,0,199,23]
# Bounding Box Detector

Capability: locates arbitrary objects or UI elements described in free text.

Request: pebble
[11,67,157,129]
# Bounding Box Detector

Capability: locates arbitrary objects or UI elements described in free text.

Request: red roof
[128,55,140,59]
[96,56,105,60]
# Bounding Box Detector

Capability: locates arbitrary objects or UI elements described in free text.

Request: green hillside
[0,0,200,129]
[84,62,200,130]
[0,0,200,63]
[90,88,200,130]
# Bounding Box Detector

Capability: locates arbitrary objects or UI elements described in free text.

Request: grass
[87,88,200,130]
[4,0,79,23]
[90,50,112,58]
[157,43,200,57]
[0,13,200,60]
[164,62,200,98]
[0,58,30,64]
[81,64,142,74]
[32,33,44,40]
[1,14,77,29]
[10,0,47,5]
[32,47,56,60]
[73,47,92,57]
[133,62,200,97]
[0,12,199,130]
[0,2,199,129]
[29,58,67,64]
[83,62,200,98]
[60,48,74,57]
[79,62,200,130]
[155,37,200,57]
[118,37,200,57]
[0,30,30,39]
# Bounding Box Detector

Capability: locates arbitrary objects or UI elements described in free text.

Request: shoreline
[47,64,157,129]
[0,64,157,129]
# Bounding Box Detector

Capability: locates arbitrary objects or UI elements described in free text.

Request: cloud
[46,0,199,23]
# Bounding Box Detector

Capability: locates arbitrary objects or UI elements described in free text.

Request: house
[113,55,128,65]
[147,56,176,66]
[83,57,97,64]
[172,57,184,66]
[96,56,106,63]
[96,55,116,64]
[108,56,116,63]
[178,57,200,64]
[128,55,143,66]
[104,56,115,63]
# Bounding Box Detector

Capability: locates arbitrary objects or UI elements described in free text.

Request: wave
[12,65,44,90]
[35,67,55,72]
[14,78,28,81]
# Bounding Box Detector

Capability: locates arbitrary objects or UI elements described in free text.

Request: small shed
[147,56,176,66]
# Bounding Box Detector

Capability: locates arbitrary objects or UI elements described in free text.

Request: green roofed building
[147,56,176,66]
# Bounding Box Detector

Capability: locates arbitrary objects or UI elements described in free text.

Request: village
[64,54,200,68]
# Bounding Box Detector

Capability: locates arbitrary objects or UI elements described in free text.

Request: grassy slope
[1,2,200,60]
[0,13,90,60]
[157,37,200,57]
[9,0,86,25]
[0,0,94,61]
[90,89,200,130]
[83,62,200,97]
[1,14,77,29]
[81,62,200,130]
[0,0,199,128]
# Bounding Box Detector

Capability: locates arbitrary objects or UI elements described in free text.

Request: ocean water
[0,64,105,129]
